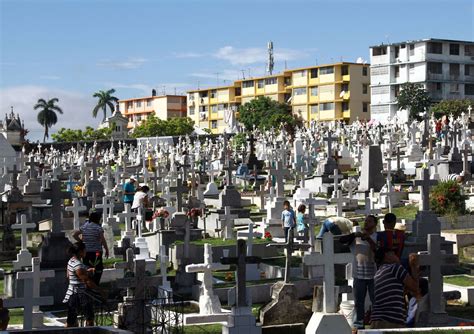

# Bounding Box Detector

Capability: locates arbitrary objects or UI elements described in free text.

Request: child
[281,200,296,242]
[296,204,308,242]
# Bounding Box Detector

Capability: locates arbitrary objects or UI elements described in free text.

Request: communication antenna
[241,70,246,80]
[266,41,274,75]
[162,86,166,95]
[284,60,287,69]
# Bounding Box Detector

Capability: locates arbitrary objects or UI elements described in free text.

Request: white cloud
[0,85,100,142]
[214,46,310,65]
[173,52,206,59]
[96,57,148,70]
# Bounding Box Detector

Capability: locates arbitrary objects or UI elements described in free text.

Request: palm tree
[92,89,119,122]
[34,98,63,143]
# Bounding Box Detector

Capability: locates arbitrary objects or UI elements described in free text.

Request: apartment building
[119,92,187,129]
[370,38,474,121]
[187,62,371,134]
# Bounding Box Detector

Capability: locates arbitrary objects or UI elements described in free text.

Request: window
[257,80,264,89]
[427,42,443,54]
[341,83,349,92]
[341,65,349,76]
[394,46,400,58]
[465,45,474,56]
[284,77,292,86]
[320,66,334,75]
[394,66,400,78]
[210,90,217,98]
[428,62,443,74]
[235,88,241,96]
[242,80,254,88]
[293,88,307,96]
[310,104,318,114]
[292,106,305,115]
[188,94,195,101]
[450,43,460,55]
[211,105,218,113]
[362,67,368,76]
[320,102,334,111]
[363,102,369,113]
[409,64,415,74]
[450,63,460,77]
[217,103,227,111]
[466,64,474,76]
[409,44,415,56]
[199,91,208,98]
[146,99,153,107]
[342,102,349,111]
[136,101,142,107]
[199,106,208,112]
[310,87,318,96]
[293,70,307,78]
[310,68,318,78]
[211,120,218,129]
[394,85,400,98]
[465,84,474,95]
[265,77,277,85]
[189,106,195,115]
[372,47,387,56]
[363,84,368,94]
[428,82,442,91]
[127,102,133,109]
[450,83,460,93]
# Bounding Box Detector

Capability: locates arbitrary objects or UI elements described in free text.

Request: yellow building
[187,62,370,133]
[119,94,187,129]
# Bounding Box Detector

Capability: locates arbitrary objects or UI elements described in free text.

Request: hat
[129,176,136,181]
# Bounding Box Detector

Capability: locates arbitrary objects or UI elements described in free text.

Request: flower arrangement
[187,208,202,218]
[264,231,272,241]
[152,208,170,219]
[430,180,467,216]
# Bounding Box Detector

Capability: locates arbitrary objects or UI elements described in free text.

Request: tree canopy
[397,83,431,121]
[430,99,473,119]
[238,96,301,132]
[51,126,113,142]
[34,98,63,142]
[93,89,119,122]
[130,116,195,138]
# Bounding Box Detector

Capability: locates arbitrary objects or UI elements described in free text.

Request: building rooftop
[369,37,474,48]
[119,94,186,102]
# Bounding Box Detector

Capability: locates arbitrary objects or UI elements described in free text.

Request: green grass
[8,308,24,324]
[184,324,222,333]
[444,275,474,287]
[103,258,124,268]
[389,204,419,220]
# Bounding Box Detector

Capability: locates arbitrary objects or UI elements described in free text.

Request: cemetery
[0,111,473,334]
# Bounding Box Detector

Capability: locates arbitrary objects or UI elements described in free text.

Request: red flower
[449,187,457,193]
[264,231,272,240]
[95,251,100,257]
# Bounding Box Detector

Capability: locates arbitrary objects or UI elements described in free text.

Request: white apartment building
[370,38,474,121]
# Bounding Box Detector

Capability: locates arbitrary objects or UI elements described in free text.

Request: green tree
[92,89,119,122]
[130,115,195,138]
[51,126,113,142]
[430,99,473,119]
[397,83,432,121]
[34,98,63,143]
[238,96,301,132]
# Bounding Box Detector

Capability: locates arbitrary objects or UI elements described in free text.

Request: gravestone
[65,198,86,231]
[358,145,384,192]
[236,223,262,280]
[12,214,35,270]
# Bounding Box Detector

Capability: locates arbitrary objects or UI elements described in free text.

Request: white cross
[17,257,55,312]
[303,233,352,313]
[160,245,171,290]
[136,206,145,238]
[329,169,343,198]
[12,214,35,251]
[237,223,262,255]
[65,198,87,230]
[413,169,438,211]
[355,197,382,216]
[329,190,346,217]
[95,196,115,223]
[417,234,458,314]
[3,270,53,330]
[117,203,136,233]
[303,194,327,253]
[218,206,237,240]
[268,160,290,198]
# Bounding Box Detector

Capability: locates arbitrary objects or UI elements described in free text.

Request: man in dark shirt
[371,248,419,329]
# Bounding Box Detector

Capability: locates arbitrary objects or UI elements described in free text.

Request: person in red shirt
[376,213,405,259]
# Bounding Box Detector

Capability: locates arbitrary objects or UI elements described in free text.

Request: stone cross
[461,143,472,180]
[12,214,35,251]
[329,190,346,217]
[218,206,237,240]
[355,197,382,216]
[267,229,310,283]
[329,169,343,198]
[86,156,100,180]
[413,168,438,211]
[117,259,160,302]
[257,184,266,210]
[268,160,289,198]
[17,257,55,312]
[159,245,171,290]
[41,180,72,233]
[323,134,338,160]
[220,239,261,308]
[175,177,188,212]
[95,196,115,223]
[25,156,38,179]
[303,233,352,313]
[114,247,135,272]
[303,195,327,253]
[117,203,136,234]
[186,243,229,314]
[4,270,53,330]
[237,223,262,255]
[417,234,458,314]
[65,198,87,230]
[7,164,19,189]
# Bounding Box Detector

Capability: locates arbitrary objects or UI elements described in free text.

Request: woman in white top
[131,185,150,211]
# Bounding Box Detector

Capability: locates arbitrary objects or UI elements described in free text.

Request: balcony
[342,74,350,82]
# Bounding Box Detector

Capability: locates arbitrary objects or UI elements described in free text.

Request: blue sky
[1,0,473,141]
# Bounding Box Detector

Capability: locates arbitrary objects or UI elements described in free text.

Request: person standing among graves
[63,241,100,327]
[296,204,308,242]
[72,211,109,284]
[339,215,377,330]
[123,176,136,206]
[132,185,150,232]
[376,213,405,259]
[281,200,296,242]
[371,249,419,329]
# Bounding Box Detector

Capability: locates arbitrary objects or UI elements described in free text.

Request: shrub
[430,180,467,216]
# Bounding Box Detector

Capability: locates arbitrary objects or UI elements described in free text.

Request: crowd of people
[282,203,424,330]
